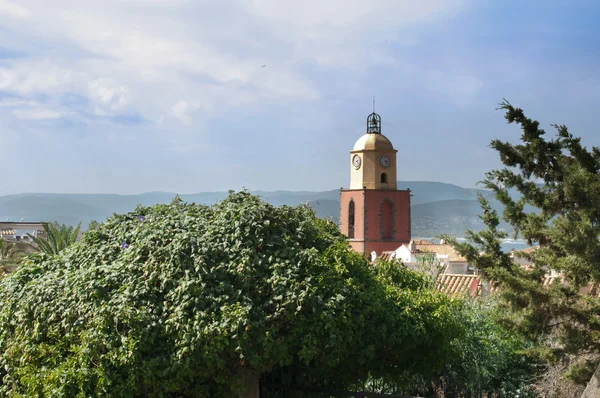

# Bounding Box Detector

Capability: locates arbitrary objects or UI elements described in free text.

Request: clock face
[379,155,391,168]
[352,155,361,169]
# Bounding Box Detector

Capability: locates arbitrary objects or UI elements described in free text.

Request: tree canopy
[445,100,600,384]
[0,192,468,397]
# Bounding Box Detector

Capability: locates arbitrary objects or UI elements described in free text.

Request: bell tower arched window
[348,200,355,239]
[381,173,388,183]
[381,200,393,239]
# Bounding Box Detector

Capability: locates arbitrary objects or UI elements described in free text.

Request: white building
[509,245,563,278]
[379,239,476,275]
[0,222,46,242]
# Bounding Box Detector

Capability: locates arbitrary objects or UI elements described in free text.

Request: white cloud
[0,99,37,107]
[0,0,30,19]
[0,0,467,125]
[12,108,62,120]
[171,100,200,125]
[88,80,131,113]
[0,69,14,90]
[242,0,463,67]
[0,62,76,95]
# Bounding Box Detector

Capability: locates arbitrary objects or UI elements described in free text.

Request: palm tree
[28,222,81,255]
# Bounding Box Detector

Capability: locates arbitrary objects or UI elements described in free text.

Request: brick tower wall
[340,189,411,256]
[339,190,365,253]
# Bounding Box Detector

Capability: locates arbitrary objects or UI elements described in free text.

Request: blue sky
[1,0,599,195]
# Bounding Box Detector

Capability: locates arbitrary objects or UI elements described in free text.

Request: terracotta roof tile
[399,243,425,254]
[542,275,561,287]
[511,246,540,258]
[435,274,480,297]
[582,283,600,298]
[415,243,466,262]
[412,239,434,245]
[379,251,396,261]
[434,271,600,299]
[487,275,561,294]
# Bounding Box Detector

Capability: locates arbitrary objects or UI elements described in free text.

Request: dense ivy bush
[0,192,468,397]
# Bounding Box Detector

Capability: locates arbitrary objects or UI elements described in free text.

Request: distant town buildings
[391,239,474,274]
[0,222,46,242]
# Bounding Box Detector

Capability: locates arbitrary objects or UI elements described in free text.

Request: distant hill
[0,181,505,237]
[397,181,490,205]
[410,198,510,237]
[306,199,340,223]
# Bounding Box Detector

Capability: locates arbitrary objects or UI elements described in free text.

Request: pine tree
[445,100,600,374]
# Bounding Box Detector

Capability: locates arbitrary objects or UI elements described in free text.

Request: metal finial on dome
[366,112,381,134]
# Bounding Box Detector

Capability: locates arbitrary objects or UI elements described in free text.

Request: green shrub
[0,192,464,397]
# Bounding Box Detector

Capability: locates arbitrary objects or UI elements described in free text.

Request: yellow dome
[352,133,394,151]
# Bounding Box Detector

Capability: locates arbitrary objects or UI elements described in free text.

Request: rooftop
[511,245,540,258]
[406,240,467,262]
[352,133,394,151]
[435,274,480,297]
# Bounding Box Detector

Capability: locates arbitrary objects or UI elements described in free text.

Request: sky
[1,0,599,195]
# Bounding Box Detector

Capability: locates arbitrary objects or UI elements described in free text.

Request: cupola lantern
[366,112,381,134]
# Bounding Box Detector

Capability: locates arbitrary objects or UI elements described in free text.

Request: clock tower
[340,112,411,256]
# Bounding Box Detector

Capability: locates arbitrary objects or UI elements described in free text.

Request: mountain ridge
[0,181,497,236]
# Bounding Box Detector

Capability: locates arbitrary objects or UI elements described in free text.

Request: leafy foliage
[28,221,81,255]
[415,252,444,288]
[369,261,539,396]
[0,191,466,397]
[0,240,23,264]
[438,299,540,397]
[0,240,27,277]
[87,220,99,231]
[444,100,600,381]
